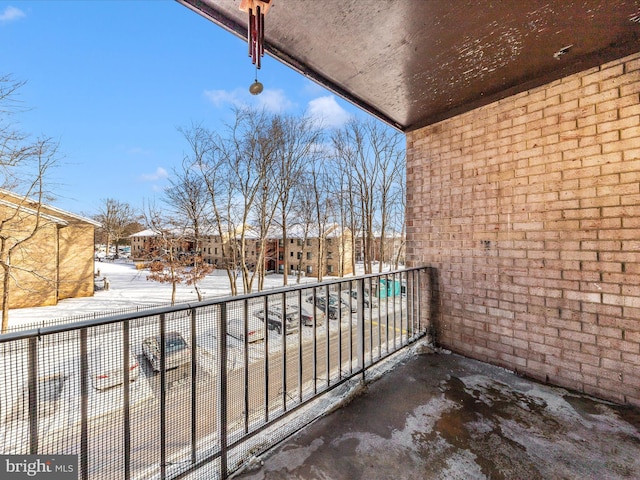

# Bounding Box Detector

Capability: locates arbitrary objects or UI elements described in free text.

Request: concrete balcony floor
[233,345,640,479]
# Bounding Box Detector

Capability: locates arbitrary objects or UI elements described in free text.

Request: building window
[215,248,218,255]
[290,251,294,257]
[297,252,302,259]
[327,251,333,260]
[306,265,313,274]
[306,239,312,246]
[307,252,312,260]
[290,238,294,244]
[327,265,334,273]
[297,239,302,246]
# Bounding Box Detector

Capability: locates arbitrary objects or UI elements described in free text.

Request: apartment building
[0,188,100,309]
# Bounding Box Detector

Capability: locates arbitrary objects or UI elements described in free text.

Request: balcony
[0,268,429,480]
[229,345,640,479]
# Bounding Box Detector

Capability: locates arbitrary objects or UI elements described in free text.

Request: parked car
[305,294,341,319]
[341,289,378,309]
[91,344,140,390]
[287,303,325,327]
[142,332,191,372]
[254,306,299,335]
[227,314,265,343]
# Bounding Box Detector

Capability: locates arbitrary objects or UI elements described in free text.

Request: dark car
[305,294,342,319]
[287,303,325,327]
[142,332,191,372]
[254,306,299,335]
[341,289,377,309]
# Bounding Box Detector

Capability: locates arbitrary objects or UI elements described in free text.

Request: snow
[7,260,321,330]
[1,259,410,469]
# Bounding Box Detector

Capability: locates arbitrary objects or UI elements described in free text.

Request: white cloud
[204,87,294,113]
[204,88,243,108]
[140,167,168,181]
[255,89,294,113]
[306,96,352,129]
[0,6,25,23]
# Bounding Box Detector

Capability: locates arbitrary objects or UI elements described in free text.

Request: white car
[91,345,140,390]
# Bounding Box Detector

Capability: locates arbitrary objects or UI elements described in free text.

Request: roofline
[176,0,405,132]
[0,198,69,226]
[0,188,101,227]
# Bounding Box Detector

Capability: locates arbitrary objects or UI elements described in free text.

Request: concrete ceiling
[178,0,640,132]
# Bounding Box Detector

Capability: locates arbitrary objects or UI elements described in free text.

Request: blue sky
[0,1,363,216]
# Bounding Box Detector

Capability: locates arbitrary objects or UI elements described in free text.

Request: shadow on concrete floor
[233,346,640,480]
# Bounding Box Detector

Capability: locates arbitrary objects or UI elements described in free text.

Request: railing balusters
[357,277,365,383]
[0,267,429,480]
[79,328,88,480]
[190,307,198,465]
[263,295,269,423]
[325,284,330,389]
[159,313,167,480]
[243,299,250,434]
[218,303,228,479]
[28,336,38,455]
[281,292,287,412]
[123,320,131,480]
[297,289,303,404]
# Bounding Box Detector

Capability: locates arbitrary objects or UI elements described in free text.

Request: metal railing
[0,267,431,480]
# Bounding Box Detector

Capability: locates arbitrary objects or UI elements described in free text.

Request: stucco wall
[406,52,640,406]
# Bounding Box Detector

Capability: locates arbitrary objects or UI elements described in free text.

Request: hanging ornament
[240,0,273,94]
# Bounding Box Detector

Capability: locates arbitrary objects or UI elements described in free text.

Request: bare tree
[163,158,211,300]
[141,202,212,305]
[270,114,322,285]
[183,123,242,295]
[370,121,405,272]
[0,140,59,331]
[332,118,405,273]
[94,198,140,258]
[0,75,60,331]
[308,155,333,281]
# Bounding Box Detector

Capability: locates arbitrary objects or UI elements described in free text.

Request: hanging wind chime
[239,0,273,95]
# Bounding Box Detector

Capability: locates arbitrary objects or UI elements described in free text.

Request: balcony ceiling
[178,0,640,132]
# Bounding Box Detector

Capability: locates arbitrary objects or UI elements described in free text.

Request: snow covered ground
[0,258,414,479]
[7,260,323,330]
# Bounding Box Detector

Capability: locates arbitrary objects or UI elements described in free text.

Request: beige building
[131,223,353,278]
[0,189,100,310]
[269,224,354,278]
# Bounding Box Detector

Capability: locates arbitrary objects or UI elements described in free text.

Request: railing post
[160,313,167,480]
[297,290,303,404]
[28,336,38,454]
[357,277,365,382]
[243,299,250,434]
[123,320,131,480]
[80,329,88,480]
[218,303,228,479]
[325,284,330,389]
[281,292,287,411]
[191,308,198,465]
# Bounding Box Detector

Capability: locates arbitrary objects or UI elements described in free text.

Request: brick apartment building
[266,224,354,278]
[131,223,353,278]
[0,188,100,309]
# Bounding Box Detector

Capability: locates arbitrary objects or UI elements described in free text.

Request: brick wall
[406,52,640,406]
[58,220,96,300]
